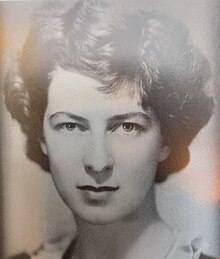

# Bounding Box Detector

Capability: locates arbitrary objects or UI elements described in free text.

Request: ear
[159,145,171,162]
[40,141,48,156]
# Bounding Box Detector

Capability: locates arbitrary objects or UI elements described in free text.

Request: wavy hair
[5,0,214,181]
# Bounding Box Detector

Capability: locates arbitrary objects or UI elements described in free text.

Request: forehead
[46,68,144,116]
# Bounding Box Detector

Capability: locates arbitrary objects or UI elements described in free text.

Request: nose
[84,135,113,184]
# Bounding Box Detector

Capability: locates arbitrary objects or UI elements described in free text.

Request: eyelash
[55,122,86,132]
[112,122,146,134]
[55,122,147,135]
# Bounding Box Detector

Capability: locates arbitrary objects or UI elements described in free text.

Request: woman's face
[42,68,169,224]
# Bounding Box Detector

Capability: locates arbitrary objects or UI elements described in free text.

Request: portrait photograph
[0,1,220,259]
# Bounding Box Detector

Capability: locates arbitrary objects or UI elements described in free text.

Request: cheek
[45,133,86,161]
[112,134,162,189]
[45,135,88,183]
[112,134,162,170]
[46,140,86,202]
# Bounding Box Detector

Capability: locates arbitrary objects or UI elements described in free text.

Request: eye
[63,122,77,131]
[56,122,85,132]
[122,123,136,132]
[111,122,145,136]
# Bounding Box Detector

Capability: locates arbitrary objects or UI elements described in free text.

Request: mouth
[77,185,119,193]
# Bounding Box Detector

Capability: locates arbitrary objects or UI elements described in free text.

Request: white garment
[31,230,207,259]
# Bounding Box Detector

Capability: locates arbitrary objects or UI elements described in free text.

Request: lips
[77,185,119,192]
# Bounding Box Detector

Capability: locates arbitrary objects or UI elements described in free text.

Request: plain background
[1,0,220,258]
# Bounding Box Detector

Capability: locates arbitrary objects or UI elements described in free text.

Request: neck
[70,187,162,259]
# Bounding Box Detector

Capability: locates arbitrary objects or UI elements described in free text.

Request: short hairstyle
[5,0,214,181]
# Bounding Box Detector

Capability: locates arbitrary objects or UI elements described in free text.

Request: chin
[74,207,127,225]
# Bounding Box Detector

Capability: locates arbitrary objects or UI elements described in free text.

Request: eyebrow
[49,111,151,127]
[107,112,151,125]
[50,112,89,124]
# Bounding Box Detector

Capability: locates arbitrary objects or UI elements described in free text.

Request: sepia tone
[0,1,219,259]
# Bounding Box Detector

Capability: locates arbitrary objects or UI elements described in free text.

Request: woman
[5,0,215,258]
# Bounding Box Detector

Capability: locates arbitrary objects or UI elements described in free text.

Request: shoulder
[6,252,217,259]
[165,229,217,259]
[7,253,31,259]
[6,230,218,259]
[7,235,72,259]
[199,255,218,259]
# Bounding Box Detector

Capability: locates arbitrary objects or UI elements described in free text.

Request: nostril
[85,165,93,173]
[104,165,113,173]
[85,164,113,175]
